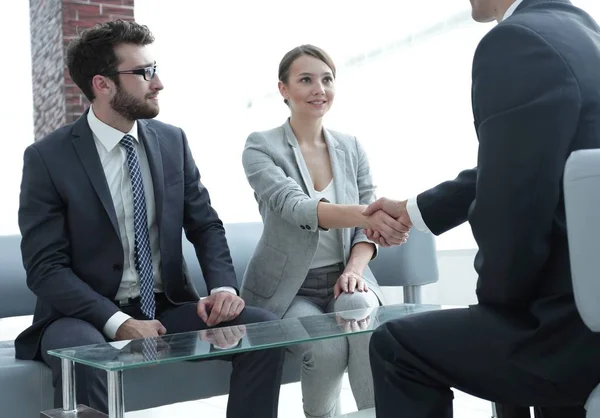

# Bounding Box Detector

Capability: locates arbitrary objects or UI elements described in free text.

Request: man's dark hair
[66,20,155,101]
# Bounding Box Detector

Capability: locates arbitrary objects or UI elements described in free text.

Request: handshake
[361,198,412,248]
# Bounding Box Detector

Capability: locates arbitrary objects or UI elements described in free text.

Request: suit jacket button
[300,225,306,230]
[113,264,123,272]
[305,225,311,230]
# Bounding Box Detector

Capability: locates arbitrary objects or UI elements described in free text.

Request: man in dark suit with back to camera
[365,0,600,417]
[17,19,284,417]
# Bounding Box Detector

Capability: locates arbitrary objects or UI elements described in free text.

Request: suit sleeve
[242,131,323,231]
[181,129,238,292]
[416,168,477,235]
[351,138,378,257]
[469,24,581,306]
[18,145,119,329]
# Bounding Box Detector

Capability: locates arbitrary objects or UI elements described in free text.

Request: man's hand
[115,318,167,341]
[197,291,245,327]
[363,198,412,247]
[363,198,411,225]
[199,325,247,349]
[334,269,369,299]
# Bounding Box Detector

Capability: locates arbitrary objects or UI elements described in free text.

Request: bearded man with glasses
[15,19,284,417]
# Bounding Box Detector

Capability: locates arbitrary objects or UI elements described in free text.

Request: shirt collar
[87,106,138,152]
[502,0,525,21]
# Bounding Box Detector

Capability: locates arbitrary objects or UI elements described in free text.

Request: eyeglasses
[106,65,158,81]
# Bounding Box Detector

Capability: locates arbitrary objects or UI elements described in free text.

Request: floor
[124,376,499,417]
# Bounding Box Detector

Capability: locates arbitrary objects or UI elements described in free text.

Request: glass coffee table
[42,303,455,417]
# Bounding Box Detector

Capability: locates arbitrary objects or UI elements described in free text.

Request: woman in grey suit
[241,45,408,417]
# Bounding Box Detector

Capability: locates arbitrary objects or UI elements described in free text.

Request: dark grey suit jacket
[16,110,237,360]
[416,0,600,387]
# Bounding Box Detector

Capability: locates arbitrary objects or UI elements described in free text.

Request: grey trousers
[284,263,380,418]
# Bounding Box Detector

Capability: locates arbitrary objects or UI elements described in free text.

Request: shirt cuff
[406,197,430,232]
[108,340,131,350]
[210,286,237,296]
[103,311,132,340]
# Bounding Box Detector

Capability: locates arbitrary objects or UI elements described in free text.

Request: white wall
[131,0,600,250]
[5,0,600,242]
[134,0,493,250]
[0,1,33,236]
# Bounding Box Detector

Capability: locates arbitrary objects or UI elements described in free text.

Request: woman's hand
[334,269,369,299]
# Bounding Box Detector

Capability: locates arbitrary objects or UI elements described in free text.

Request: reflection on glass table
[49,303,455,371]
[45,303,459,418]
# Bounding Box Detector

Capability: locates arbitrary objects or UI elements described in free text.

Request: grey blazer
[240,120,383,318]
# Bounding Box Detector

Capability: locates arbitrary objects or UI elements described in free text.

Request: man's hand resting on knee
[197,291,245,327]
[115,319,167,340]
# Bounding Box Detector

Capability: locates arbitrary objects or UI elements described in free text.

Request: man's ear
[91,74,114,98]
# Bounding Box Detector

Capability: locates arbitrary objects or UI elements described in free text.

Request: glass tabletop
[48,303,458,372]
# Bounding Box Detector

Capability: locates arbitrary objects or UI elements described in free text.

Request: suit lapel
[71,112,120,237]
[138,121,164,229]
[323,129,347,250]
[323,129,346,205]
[284,121,315,197]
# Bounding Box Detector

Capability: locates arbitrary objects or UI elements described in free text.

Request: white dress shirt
[88,108,234,339]
[88,108,163,338]
[503,0,524,20]
[406,0,525,232]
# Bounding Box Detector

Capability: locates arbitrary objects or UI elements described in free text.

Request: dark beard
[110,85,158,121]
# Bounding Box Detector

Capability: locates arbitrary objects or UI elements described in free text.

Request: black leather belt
[113,296,141,307]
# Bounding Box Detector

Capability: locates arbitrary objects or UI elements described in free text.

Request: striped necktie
[120,134,155,319]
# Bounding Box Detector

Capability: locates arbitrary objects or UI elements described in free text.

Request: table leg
[61,358,77,412]
[107,370,124,418]
[40,358,111,417]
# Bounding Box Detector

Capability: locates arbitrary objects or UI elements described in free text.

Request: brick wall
[30,0,135,141]
[30,0,65,141]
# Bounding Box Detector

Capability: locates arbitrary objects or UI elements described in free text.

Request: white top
[310,180,344,269]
